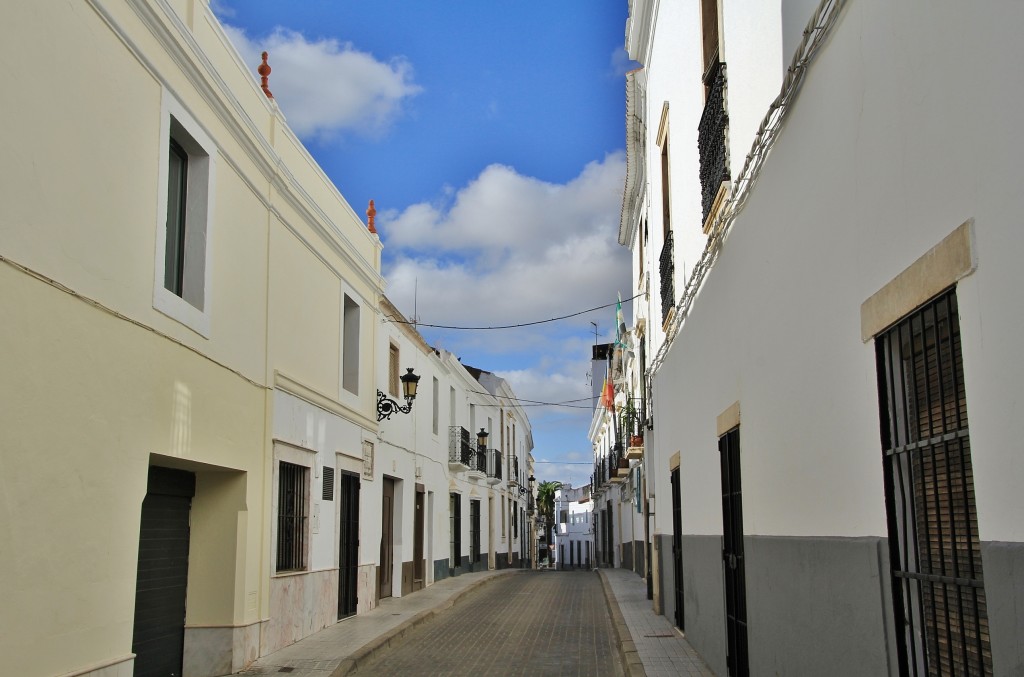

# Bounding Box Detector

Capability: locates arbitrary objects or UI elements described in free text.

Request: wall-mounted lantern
[377,368,420,421]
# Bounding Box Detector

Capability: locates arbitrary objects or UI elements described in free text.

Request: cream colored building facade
[0,1,387,675]
[0,5,539,673]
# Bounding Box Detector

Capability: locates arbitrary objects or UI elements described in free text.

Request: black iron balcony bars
[659,229,674,324]
[698,60,730,225]
[449,426,474,467]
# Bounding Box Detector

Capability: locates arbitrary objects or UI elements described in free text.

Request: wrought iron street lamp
[376,368,421,421]
[477,428,489,450]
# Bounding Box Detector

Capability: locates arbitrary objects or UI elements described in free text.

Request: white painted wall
[272,390,369,571]
[654,0,1024,543]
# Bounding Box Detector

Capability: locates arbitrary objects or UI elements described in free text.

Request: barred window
[876,288,991,676]
[277,462,308,572]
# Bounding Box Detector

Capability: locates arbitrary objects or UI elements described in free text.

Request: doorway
[378,478,395,599]
[338,472,360,619]
[671,466,684,630]
[413,486,424,591]
[720,427,749,677]
[132,467,195,677]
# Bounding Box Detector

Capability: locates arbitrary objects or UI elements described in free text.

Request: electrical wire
[461,388,594,409]
[648,0,846,380]
[386,292,642,330]
[533,461,594,465]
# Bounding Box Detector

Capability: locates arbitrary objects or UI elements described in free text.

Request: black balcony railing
[487,449,502,480]
[698,61,729,224]
[659,229,674,323]
[474,447,487,473]
[449,426,473,466]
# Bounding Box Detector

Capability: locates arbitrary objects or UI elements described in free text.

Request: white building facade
[621,0,1024,675]
[553,485,596,570]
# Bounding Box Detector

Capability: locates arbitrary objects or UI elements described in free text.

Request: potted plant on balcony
[623,400,643,448]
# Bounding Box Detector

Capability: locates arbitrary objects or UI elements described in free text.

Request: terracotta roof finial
[258,51,273,99]
[367,200,377,234]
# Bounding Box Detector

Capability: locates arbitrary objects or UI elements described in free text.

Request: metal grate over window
[277,462,308,572]
[322,466,334,502]
[876,288,992,676]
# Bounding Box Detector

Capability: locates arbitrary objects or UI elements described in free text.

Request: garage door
[131,466,195,677]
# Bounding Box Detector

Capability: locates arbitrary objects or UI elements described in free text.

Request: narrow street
[353,571,623,677]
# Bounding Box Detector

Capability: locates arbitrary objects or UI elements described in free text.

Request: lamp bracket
[377,389,413,422]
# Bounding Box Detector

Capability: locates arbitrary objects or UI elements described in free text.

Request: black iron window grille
[876,289,992,676]
[449,426,473,466]
[697,61,729,225]
[277,462,308,572]
[659,229,675,324]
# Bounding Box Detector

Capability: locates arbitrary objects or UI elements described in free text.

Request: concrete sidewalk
[598,568,716,677]
[239,568,516,676]
[238,566,713,677]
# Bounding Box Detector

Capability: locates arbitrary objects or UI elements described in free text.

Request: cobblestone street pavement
[353,570,623,677]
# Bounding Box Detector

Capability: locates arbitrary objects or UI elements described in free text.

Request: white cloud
[381,152,631,330]
[223,25,422,140]
[610,47,641,78]
[209,0,235,19]
[379,155,631,479]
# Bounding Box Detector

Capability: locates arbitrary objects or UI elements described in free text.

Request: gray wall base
[742,535,894,677]
[981,541,1024,675]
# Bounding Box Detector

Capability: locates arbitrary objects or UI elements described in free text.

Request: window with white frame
[154,93,215,336]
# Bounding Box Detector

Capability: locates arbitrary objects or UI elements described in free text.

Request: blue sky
[216,0,634,487]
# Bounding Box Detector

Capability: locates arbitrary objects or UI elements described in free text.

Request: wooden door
[413,488,424,590]
[379,478,395,599]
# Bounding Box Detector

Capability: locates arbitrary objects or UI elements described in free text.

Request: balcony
[659,230,674,325]
[448,426,473,471]
[467,447,487,482]
[621,396,644,461]
[608,446,626,484]
[698,61,730,233]
[486,449,502,485]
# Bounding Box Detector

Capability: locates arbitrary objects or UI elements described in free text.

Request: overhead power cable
[386,293,642,330]
[461,388,594,409]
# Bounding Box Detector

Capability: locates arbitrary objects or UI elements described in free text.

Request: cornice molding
[274,371,377,431]
[86,0,384,292]
[618,69,647,248]
[626,0,658,67]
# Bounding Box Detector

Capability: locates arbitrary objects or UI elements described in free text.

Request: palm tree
[535,480,562,565]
